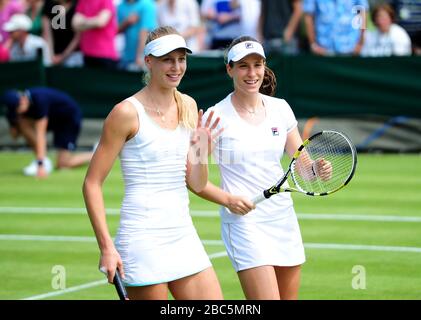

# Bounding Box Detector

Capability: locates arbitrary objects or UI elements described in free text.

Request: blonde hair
[144,26,196,129]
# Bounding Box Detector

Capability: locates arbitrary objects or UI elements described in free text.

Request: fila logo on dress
[271,127,279,136]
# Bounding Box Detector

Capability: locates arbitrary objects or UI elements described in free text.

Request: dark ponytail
[226,36,277,97]
[260,66,277,96]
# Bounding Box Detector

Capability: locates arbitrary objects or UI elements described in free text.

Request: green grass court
[0,152,420,300]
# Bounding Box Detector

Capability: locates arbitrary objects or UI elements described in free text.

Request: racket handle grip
[100,267,129,300]
[252,193,266,205]
[113,270,129,301]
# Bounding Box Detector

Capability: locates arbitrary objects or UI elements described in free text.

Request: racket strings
[292,132,355,194]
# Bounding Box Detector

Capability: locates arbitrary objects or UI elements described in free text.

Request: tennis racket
[100,267,129,300]
[252,130,357,204]
[113,269,129,300]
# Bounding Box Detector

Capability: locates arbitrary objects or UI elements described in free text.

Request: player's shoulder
[262,93,282,104]
[108,99,138,123]
[102,99,139,137]
[209,93,232,113]
[263,94,291,109]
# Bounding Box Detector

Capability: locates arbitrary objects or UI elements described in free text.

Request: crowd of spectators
[1,0,421,69]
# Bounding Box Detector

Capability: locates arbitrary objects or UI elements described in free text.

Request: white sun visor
[144,34,193,57]
[227,41,266,63]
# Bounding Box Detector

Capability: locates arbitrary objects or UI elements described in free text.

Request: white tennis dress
[205,93,306,272]
[114,97,211,286]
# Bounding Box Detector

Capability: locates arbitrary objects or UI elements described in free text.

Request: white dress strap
[125,96,146,116]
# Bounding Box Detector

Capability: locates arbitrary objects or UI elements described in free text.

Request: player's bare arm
[83,101,138,283]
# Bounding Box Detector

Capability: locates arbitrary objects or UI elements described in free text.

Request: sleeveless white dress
[204,93,306,272]
[114,96,211,286]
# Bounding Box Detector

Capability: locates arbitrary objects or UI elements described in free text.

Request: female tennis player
[82,26,223,300]
[196,36,330,300]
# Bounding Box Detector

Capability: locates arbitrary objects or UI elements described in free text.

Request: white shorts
[222,212,306,272]
[115,224,212,286]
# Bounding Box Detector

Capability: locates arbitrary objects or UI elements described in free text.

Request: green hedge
[1,54,420,119]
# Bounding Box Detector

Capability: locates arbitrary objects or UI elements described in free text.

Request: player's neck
[232,91,261,110]
[144,84,176,111]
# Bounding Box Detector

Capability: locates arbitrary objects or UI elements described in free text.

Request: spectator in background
[361,3,412,57]
[42,0,82,67]
[117,0,156,71]
[0,87,93,178]
[304,0,369,56]
[158,0,204,53]
[0,0,24,45]
[390,0,421,55]
[3,13,51,65]
[25,0,44,36]
[0,42,9,61]
[201,0,242,50]
[259,0,302,54]
[231,0,261,40]
[72,0,118,69]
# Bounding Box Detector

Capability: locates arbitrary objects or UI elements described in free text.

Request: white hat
[144,34,192,57]
[227,41,266,63]
[3,14,33,32]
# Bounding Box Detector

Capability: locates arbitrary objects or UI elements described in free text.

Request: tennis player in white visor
[83,26,223,300]
[195,36,306,300]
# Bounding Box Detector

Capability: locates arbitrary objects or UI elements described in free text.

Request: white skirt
[115,224,212,286]
[222,212,306,272]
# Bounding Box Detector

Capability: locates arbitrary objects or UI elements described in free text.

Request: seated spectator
[258,0,302,54]
[0,87,93,178]
[25,0,44,36]
[361,4,412,57]
[201,0,242,50]
[42,0,82,67]
[303,0,369,56]
[3,13,51,65]
[0,0,24,45]
[158,0,204,54]
[117,0,156,71]
[390,0,421,55]
[72,0,118,69]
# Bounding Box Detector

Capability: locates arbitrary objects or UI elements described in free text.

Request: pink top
[0,44,9,62]
[76,0,118,60]
[0,0,24,44]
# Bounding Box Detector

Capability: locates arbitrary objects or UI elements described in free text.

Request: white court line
[22,279,107,301]
[0,235,221,244]
[304,243,421,253]
[0,207,119,215]
[12,236,421,300]
[22,251,228,301]
[0,234,97,242]
[2,234,421,254]
[1,207,421,222]
[298,213,421,222]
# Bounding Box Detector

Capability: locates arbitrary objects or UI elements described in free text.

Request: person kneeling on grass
[0,86,93,178]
